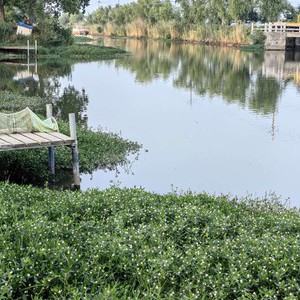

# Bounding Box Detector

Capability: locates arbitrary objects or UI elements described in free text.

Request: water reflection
[263,51,300,87]
[103,39,300,117]
[0,59,88,126]
[1,40,300,206]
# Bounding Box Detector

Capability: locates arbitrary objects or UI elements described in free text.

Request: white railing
[251,23,300,34]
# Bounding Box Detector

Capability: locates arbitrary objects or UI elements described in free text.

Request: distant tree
[175,0,207,26]
[228,0,255,22]
[209,0,230,25]
[258,0,288,22]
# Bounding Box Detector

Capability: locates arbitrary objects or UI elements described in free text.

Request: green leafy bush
[251,31,266,46]
[0,22,15,43]
[37,44,127,60]
[0,91,50,113]
[0,184,299,299]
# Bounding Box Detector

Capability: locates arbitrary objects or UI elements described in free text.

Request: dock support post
[69,113,80,188]
[46,104,55,175]
[27,40,30,57]
[35,40,38,57]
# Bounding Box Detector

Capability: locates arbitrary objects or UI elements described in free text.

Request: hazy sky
[86,0,300,14]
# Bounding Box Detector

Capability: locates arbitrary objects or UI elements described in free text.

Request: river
[2,39,300,207]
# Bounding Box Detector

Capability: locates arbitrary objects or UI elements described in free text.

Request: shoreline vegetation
[89,23,252,48]
[0,43,128,60]
[0,183,299,299]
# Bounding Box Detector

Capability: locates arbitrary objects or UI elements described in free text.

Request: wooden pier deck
[0,46,35,51]
[0,41,37,56]
[0,132,74,151]
[0,105,80,187]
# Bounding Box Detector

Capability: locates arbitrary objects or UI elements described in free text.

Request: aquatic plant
[0,91,50,113]
[37,45,127,60]
[0,183,299,299]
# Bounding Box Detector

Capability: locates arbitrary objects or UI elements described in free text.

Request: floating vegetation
[0,184,299,299]
[0,91,50,113]
[37,44,128,60]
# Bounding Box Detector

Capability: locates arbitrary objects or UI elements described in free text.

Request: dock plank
[48,132,74,144]
[0,138,13,149]
[0,134,24,148]
[7,133,39,147]
[34,132,64,145]
[0,131,74,150]
[20,133,51,146]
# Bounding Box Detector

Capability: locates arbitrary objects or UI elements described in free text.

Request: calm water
[2,39,300,206]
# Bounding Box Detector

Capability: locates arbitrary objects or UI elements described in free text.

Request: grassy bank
[0,183,299,299]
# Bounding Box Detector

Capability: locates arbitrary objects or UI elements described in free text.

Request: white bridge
[252,22,300,50]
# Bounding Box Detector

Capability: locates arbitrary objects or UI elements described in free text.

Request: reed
[99,20,250,45]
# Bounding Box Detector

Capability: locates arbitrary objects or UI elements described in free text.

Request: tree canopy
[86,0,295,29]
[0,0,90,22]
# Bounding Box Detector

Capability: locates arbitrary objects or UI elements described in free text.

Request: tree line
[86,0,299,31]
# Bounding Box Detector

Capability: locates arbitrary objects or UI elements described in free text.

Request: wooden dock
[0,40,37,56]
[0,105,80,187]
[0,132,74,150]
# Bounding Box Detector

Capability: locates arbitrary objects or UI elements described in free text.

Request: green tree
[0,0,90,23]
[228,0,255,22]
[175,0,207,27]
[258,0,288,22]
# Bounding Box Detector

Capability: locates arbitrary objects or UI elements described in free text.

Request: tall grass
[99,20,250,45]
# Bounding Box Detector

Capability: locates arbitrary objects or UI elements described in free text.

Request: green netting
[0,107,59,134]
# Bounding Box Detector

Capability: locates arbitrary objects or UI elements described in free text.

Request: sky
[85,0,300,14]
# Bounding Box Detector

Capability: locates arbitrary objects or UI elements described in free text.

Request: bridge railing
[251,23,300,34]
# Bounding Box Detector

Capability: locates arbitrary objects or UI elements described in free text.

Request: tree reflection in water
[104,39,300,117]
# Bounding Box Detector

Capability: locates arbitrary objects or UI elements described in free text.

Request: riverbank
[0,43,127,60]
[0,182,299,299]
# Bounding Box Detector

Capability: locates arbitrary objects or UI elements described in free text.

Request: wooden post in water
[46,104,55,175]
[27,40,30,66]
[35,40,38,57]
[69,113,80,188]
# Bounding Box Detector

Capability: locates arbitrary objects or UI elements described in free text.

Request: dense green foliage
[73,35,94,43]
[0,91,50,113]
[0,43,127,60]
[0,183,299,299]
[87,0,296,27]
[85,0,297,43]
[38,44,127,59]
[0,0,91,45]
[0,21,14,42]
[0,0,90,23]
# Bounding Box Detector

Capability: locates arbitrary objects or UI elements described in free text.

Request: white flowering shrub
[0,184,299,299]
